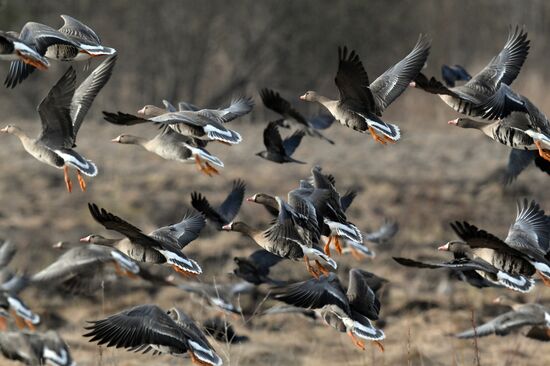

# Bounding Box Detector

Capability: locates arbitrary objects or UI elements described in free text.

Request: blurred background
[0,1,549,365]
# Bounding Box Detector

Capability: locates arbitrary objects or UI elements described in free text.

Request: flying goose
[57,15,116,60]
[411,26,529,118]
[103,97,254,145]
[191,179,246,229]
[256,121,306,164]
[84,305,223,366]
[260,88,335,144]
[233,249,283,285]
[222,196,336,279]
[82,203,206,276]
[30,243,141,293]
[455,297,550,340]
[272,268,385,350]
[177,280,256,315]
[202,317,249,344]
[441,64,471,87]
[300,35,430,144]
[111,126,224,176]
[1,55,117,192]
[0,292,40,331]
[0,31,49,70]
[0,330,75,366]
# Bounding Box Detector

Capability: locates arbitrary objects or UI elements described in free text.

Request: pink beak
[80,235,91,243]
[0,126,9,133]
[137,107,146,115]
[409,81,416,87]
[438,243,449,251]
[246,196,255,202]
[111,136,121,143]
[448,118,459,125]
[299,94,307,100]
[221,224,232,231]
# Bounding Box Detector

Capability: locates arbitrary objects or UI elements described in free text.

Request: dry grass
[1,88,549,365]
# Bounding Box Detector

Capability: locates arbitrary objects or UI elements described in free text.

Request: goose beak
[0,126,8,133]
[52,241,65,249]
[409,81,416,87]
[137,107,146,116]
[246,195,256,202]
[448,118,459,126]
[492,297,503,304]
[221,223,232,231]
[80,235,92,243]
[438,243,450,251]
[111,136,121,143]
[299,94,307,100]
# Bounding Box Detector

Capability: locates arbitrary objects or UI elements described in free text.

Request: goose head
[137,105,165,117]
[111,134,142,145]
[300,91,320,102]
[438,240,471,254]
[0,125,21,135]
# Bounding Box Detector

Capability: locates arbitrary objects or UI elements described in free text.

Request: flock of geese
[0,14,550,366]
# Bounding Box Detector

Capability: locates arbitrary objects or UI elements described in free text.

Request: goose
[260,88,335,144]
[500,149,550,185]
[2,22,78,88]
[1,55,117,192]
[0,292,40,331]
[103,96,253,145]
[300,35,430,144]
[191,179,246,229]
[82,203,206,277]
[111,126,224,176]
[84,305,223,366]
[256,121,306,164]
[222,197,336,279]
[30,243,142,294]
[0,330,75,366]
[57,15,116,60]
[233,249,283,285]
[202,317,249,344]
[177,280,256,315]
[411,26,529,118]
[0,31,49,70]
[272,268,385,351]
[441,64,471,87]
[455,296,550,340]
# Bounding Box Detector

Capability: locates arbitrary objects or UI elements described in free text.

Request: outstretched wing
[218,179,246,223]
[335,46,375,112]
[150,211,205,249]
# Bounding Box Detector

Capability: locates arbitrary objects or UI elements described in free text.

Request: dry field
[1,87,549,366]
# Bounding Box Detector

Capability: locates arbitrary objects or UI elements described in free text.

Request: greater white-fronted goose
[84,305,223,366]
[222,196,336,279]
[3,22,79,88]
[111,126,224,176]
[0,31,49,70]
[300,35,430,144]
[57,15,116,60]
[260,88,335,144]
[30,243,141,294]
[444,199,550,287]
[233,249,283,285]
[0,292,40,331]
[441,64,471,87]
[202,317,249,344]
[83,203,205,276]
[455,297,550,340]
[191,179,246,229]
[272,268,385,350]
[411,26,529,118]
[256,121,306,164]
[178,280,256,315]
[103,97,254,145]
[1,55,116,192]
[0,330,74,366]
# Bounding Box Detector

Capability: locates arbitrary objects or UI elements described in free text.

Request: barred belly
[45,44,79,60]
[492,125,534,149]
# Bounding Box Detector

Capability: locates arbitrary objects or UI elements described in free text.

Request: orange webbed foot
[350,246,365,260]
[63,166,72,193]
[204,162,219,175]
[304,256,320,279]
[537,270,550,287]
[323,236,333,257]
[368,126,387,145]
[348,331,366,351]
[334,236,343,255]
[535,141,550,162]
[315,260,330,276]
[77,170,87,191]
[373,340,385,352]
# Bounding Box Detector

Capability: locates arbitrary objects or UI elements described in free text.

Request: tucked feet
[77,170,87,191]
[368,126,387,145]
[535,141,550,162]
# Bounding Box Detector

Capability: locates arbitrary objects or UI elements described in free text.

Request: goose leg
[0,317,6,331]
[63,166,73,193]
[382,134,397,144]
[194,156,212,176]
[24,319,36,331]
[12,312,26,330]
[535,141,550,162]
[204,162,219,175]
[368,126,387,145]
[304,256,320,279]
[77,170,87,191]
[323,236,333,256]
[315,260,330,276]
[537,270,550,287]
[373,340,385,352]
[334,236,343,255]
[347,331,366,350]
[113,262,124,276]
[350,246,365,260]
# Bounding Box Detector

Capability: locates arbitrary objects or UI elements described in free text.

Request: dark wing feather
[502,149,535,185]
[149,211,205,249]
[260,88,308,126]
[0,240,16,268]
[392,256,498,274]
[87,203,158,247]
[346,269,380,320]
[248,249,283,271]
[308,114,335,130]
[365,220,399,244]
[263,121,286,155]
[37,67,77,148]
[370,34,431,115]
[335,46,375,112]
[190,192,226,227]
[218,179,246,223]
[339,190,357,212]
[450,221,526,257]
[505,199,550,256]
[282,130,305,156]
[455,310,539,338]
[102,111,151,126]
[59,15,101,44]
